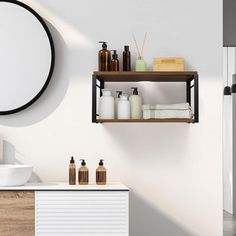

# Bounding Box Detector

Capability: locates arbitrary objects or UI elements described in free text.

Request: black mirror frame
[0,0,55,115]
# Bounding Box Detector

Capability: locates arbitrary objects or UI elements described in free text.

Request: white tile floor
[224,211,236,236]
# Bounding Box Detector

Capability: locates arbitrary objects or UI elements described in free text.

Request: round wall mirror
[0,0,55,115]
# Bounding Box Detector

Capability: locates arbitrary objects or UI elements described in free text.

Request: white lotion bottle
[129,87,142,119]
[99,89,114,119]
[118,94,130,119]
[114,91,122,119]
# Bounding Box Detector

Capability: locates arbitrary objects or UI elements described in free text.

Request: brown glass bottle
[78,159,89,185]
[98,41,111,71]
[123,45,131,71]
[69,157,76,185]
[96,160,106,185]
[110,50,119,71]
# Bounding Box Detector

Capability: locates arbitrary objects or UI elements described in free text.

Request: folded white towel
[155,103,190,110]
[142,103,190,111]
[155,109,192,119]
[142,104,156,110]
[143,110,156,119]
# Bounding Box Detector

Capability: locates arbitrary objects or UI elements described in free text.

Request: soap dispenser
[78,159,89,185]
[129,87,142,119]
[118,94,130,119]
[96,159,106,185]
[69,156,76,185]
[115,91,122,118]
[98,41,111,71]
[110,50,119,71]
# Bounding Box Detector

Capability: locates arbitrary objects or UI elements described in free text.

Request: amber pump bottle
[69,156,76,185]
[98,41,111,71]
[110,50,119,71]
[78,159,89,185]
[123,45,131,71]
[96,159,106,185]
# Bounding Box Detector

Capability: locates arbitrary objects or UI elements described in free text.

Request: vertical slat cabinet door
[35,191,129,236]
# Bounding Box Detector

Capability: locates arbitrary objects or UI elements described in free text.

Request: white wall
[223,47,234,214]
[0,0,223,235]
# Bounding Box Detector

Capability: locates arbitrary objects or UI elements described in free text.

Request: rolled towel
[155,109,193,119]
[155,103,190,110]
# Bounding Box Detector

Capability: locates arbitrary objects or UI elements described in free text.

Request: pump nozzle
[99,41,108,49]
[70,156,75,164]
[116,91,122,98]
[131,87,139,95]
[99,159,104,166]
[111,50,118,59]
[79,159,86,166]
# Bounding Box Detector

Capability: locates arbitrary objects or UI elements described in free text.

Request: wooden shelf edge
[96,118,194,123]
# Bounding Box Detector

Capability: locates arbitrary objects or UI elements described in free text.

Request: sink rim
[0,164,33,169]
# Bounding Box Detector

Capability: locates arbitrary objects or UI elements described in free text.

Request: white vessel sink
[0,165,33,186]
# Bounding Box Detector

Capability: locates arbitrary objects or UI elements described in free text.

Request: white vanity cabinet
[35,189,129,236]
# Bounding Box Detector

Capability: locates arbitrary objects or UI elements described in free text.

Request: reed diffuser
[132,32,148,71]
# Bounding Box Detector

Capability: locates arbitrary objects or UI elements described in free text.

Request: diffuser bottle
[135,56,147,71]
[98,41,111,71]
[78,159,89,185]
[118,94,130,119]
[110,50,119,71]
[115,91,122,119]
[99,89,114,119]
[69,156,76,185]
[129,87,142,119]
[123,45,131,71]
[96,159,106,185]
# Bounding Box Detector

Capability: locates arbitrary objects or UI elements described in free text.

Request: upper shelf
[93,71,198,82]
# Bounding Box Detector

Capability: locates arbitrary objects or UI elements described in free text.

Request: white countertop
[0,182,129,191]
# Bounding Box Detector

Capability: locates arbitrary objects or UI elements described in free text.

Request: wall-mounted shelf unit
[92,71,199,123]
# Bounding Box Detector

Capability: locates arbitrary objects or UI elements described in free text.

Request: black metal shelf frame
[92,72,199,123]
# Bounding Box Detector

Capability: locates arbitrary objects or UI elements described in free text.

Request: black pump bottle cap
[124,45,129,51]
[131,87,138,95]
[80,159,86,166]
[70,156,75,164]
[99,159,104,166]
[99,41,108,49]
[116,91,122,98]
[111,50,118,59]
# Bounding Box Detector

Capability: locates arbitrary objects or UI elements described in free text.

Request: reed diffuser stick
[141,32,147,58]
[132,33,141,58]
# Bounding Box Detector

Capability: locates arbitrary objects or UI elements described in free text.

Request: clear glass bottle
[135,56,147,71]
[78,159,89,185]
[96,159,106,185]
[69,156,76,185]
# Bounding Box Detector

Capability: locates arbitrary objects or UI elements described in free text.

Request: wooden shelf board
[93,71,197,82]
[96,118,194,123]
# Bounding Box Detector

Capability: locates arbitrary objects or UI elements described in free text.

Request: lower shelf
[96,118,194,123]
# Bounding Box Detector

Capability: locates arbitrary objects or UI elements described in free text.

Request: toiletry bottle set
[98,42,131,72]
[99,87,143,119]
[69,158,107,185]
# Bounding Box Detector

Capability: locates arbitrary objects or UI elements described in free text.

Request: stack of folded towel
[142,103,193,119]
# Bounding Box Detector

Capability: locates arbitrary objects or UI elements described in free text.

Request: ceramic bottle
[118,94,130,119]
[129,87,142,119]
[99,89,114,119]
[115,91,122,119]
